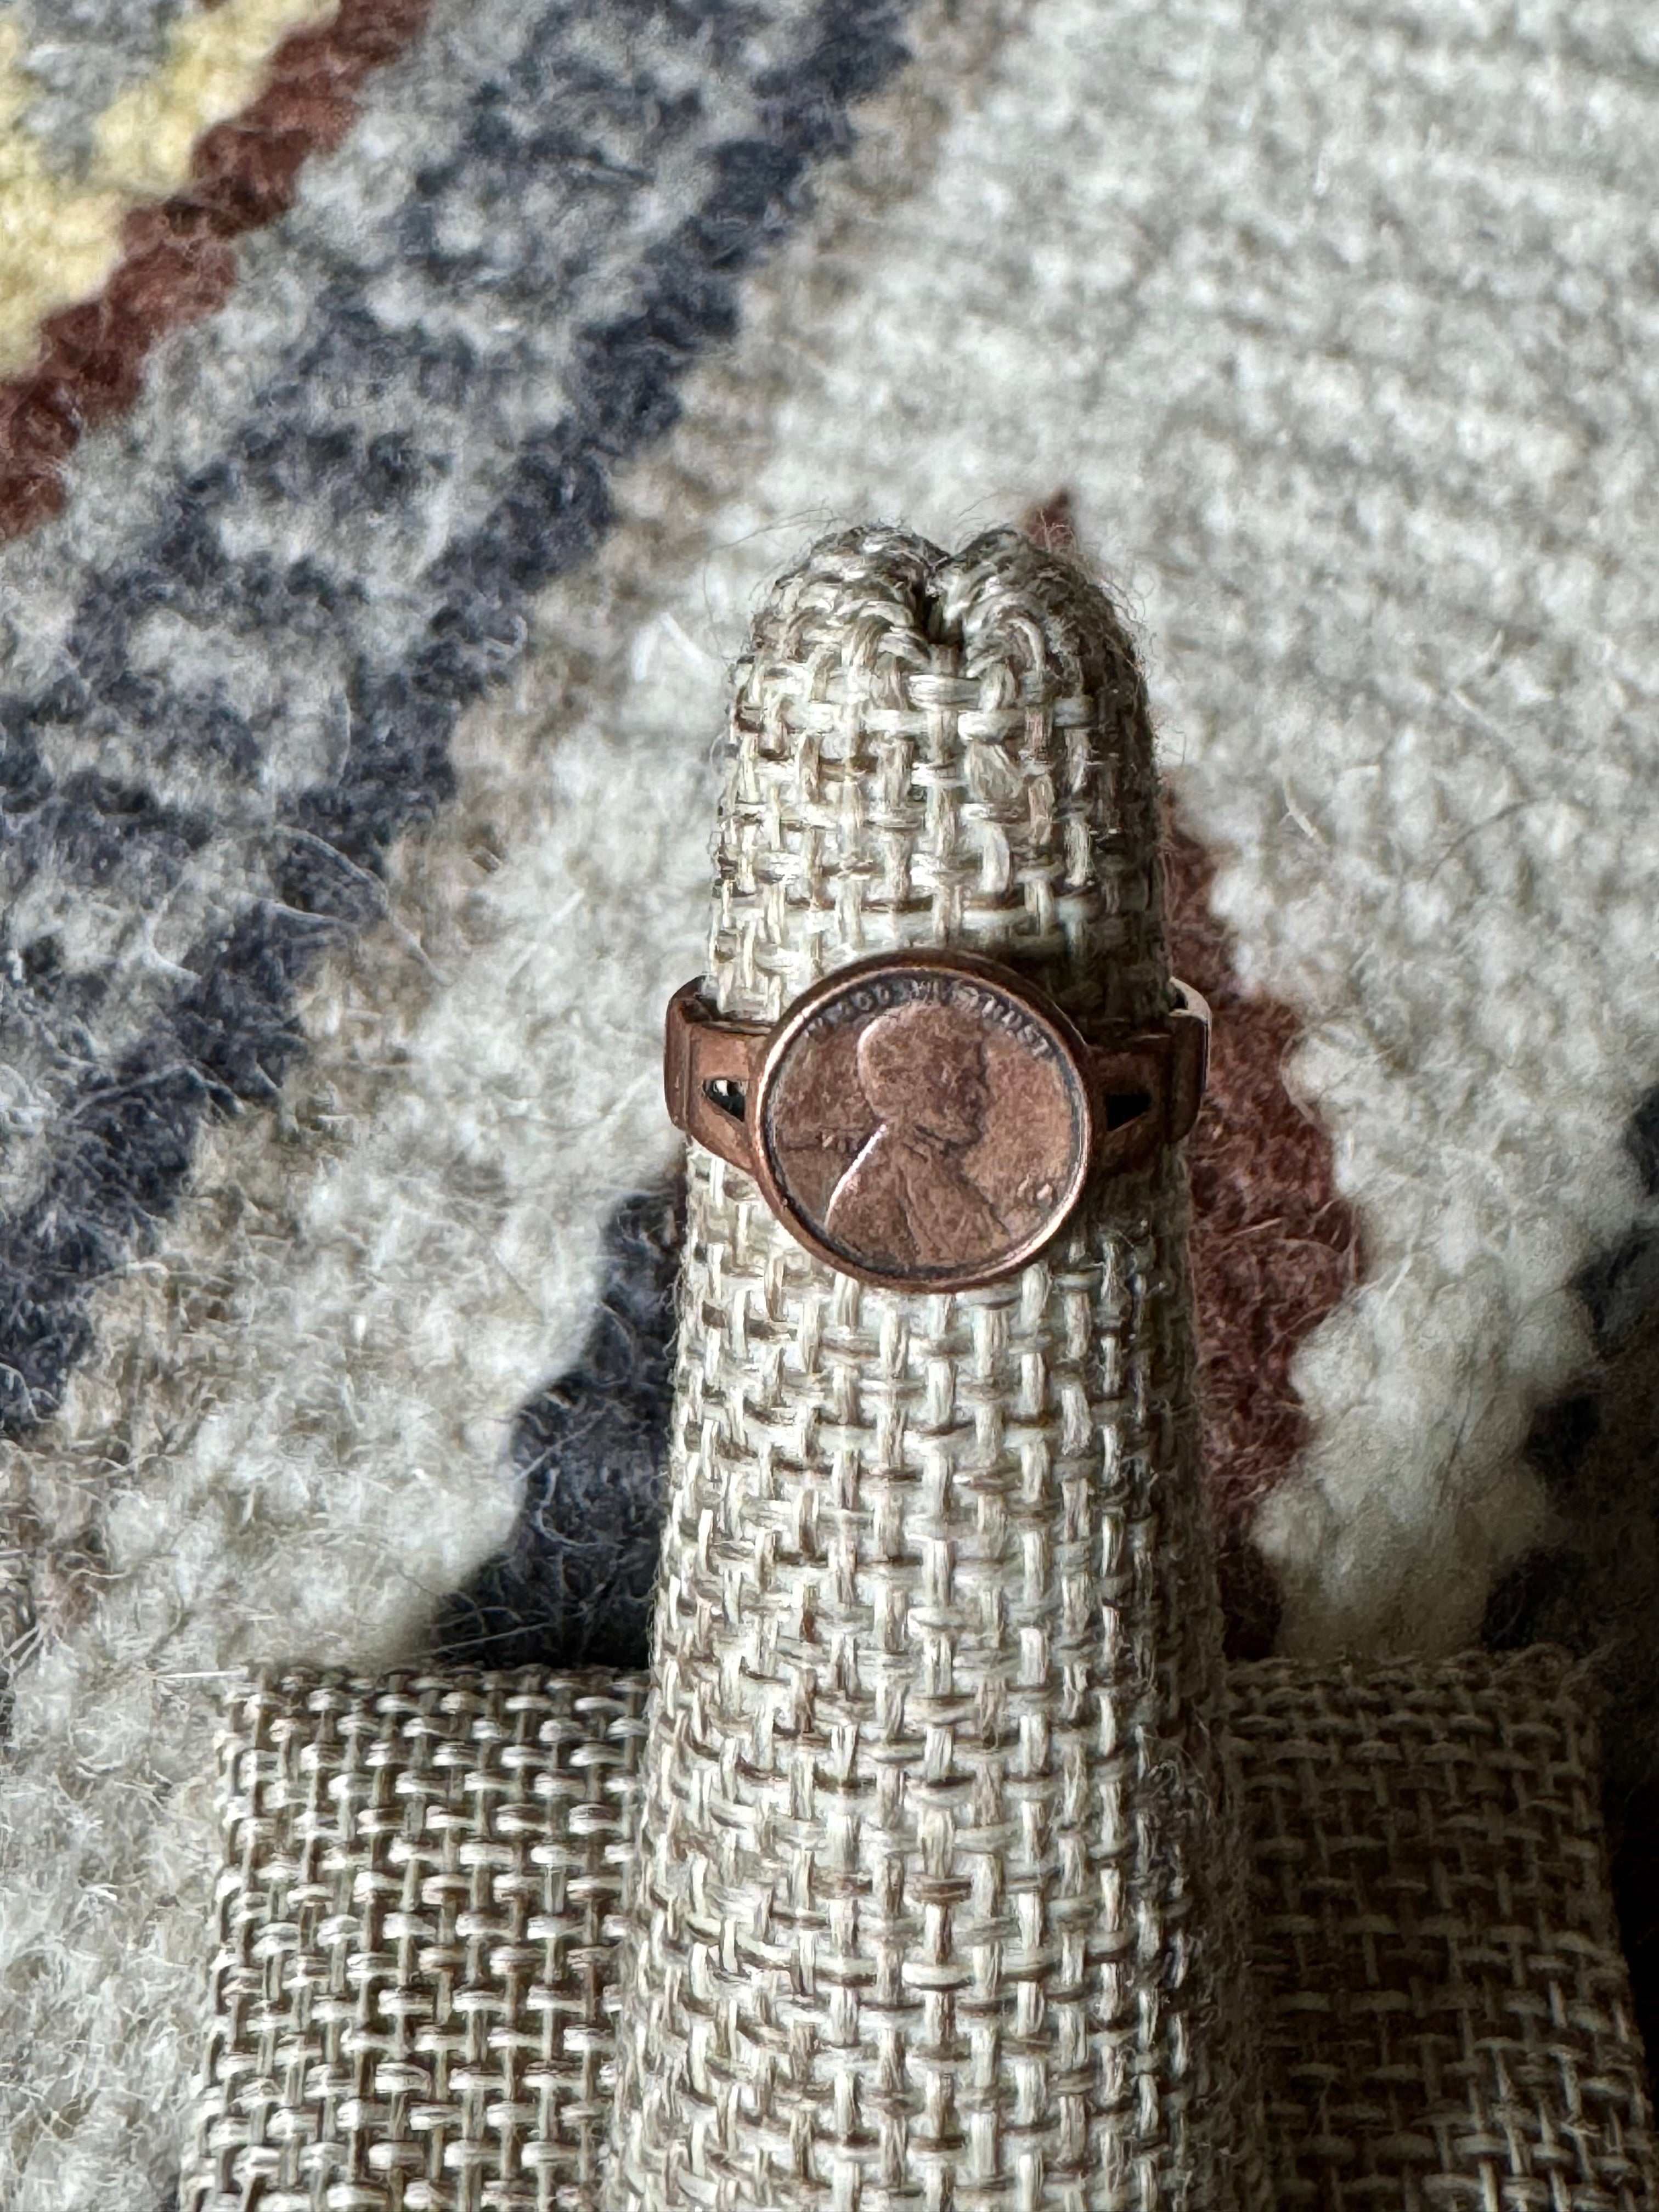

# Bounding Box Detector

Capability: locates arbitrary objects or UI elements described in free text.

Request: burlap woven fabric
[1233,1651,1656,2212]
[605,529,1268,2211]
[181,1652,1657,2212]
[187,1672,650,2212]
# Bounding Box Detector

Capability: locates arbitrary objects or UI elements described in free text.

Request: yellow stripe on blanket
[0,0,337,379]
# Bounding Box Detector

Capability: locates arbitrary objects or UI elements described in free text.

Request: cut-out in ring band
[665,950,1209,1292]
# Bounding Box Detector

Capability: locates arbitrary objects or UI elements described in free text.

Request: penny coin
[753,955,1092,1290]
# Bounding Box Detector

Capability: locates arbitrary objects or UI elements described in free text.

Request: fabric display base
[183,1650,1655,2212]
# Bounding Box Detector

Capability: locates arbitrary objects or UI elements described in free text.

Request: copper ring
[664,950,1210,1292]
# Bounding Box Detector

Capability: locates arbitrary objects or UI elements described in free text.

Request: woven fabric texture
[706,524,1168,1035]
[188,1671,649,2212]
[2,2,1658,2200]
[607,529,1267,2212]
[183,1651,1657,2212]
[1233,1650,1656,2212]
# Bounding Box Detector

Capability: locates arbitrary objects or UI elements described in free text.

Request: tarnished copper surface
[757,963,1088,1286]
[662,980,766,1173]
[664,952,1210,1290]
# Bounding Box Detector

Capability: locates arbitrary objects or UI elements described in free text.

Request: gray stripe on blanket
[0,0,914,1432]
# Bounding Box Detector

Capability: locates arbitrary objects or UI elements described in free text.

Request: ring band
[665,950,1209,1291]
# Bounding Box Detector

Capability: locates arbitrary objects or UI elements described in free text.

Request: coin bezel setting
[665,950,1211,1294]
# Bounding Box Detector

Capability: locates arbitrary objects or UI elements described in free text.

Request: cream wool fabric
[0,670,712,2208]
[0,0,832,1221]
[0,0,336,374]
[1,0,980,2202]
[0,0,1656,2201]
[5,1,228,171]
[531,0,1659,1658]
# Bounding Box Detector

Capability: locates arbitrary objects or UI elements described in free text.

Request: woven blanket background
[0,1,1655,2205]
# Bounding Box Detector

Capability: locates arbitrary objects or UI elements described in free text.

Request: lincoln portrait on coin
[823,1000,1007,1269]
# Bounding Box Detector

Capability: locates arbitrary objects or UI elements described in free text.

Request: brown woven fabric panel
[184,1653,1654,2212]
[1231,1649,1656,2212]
